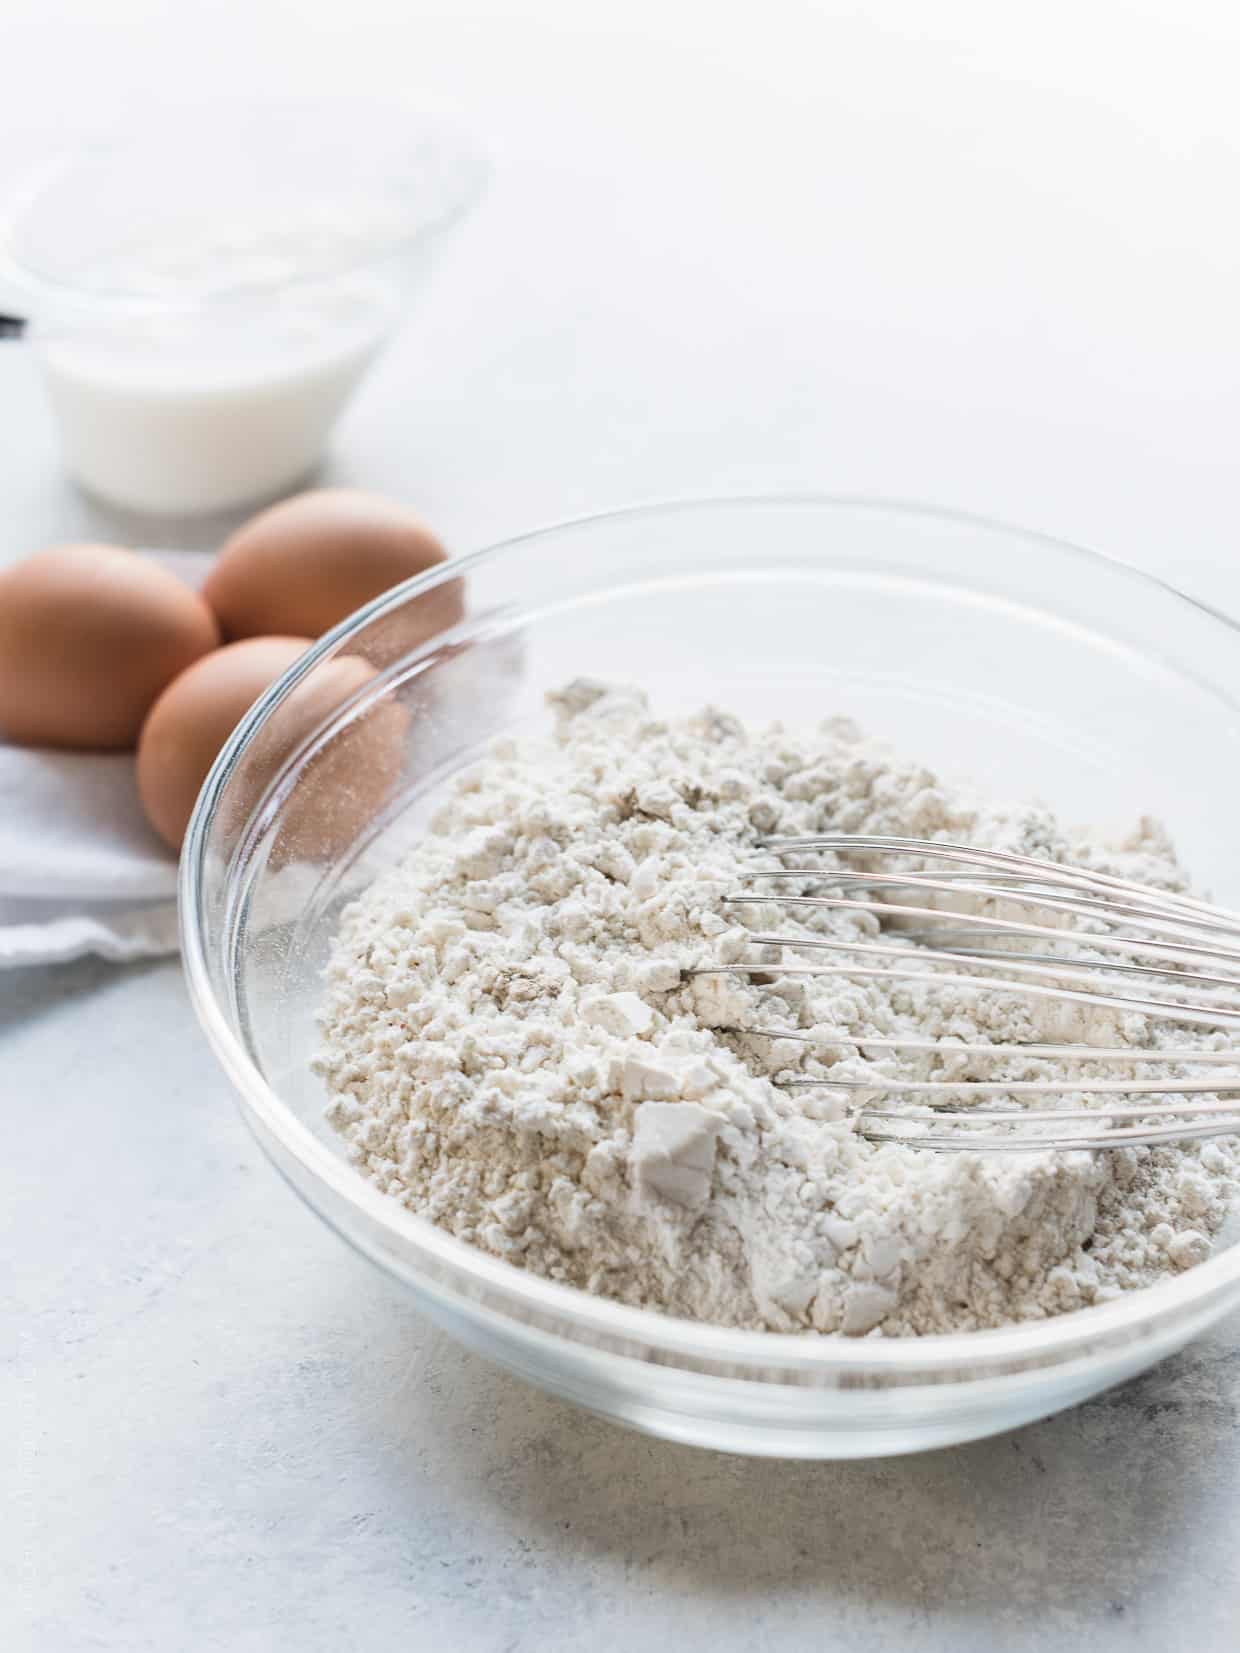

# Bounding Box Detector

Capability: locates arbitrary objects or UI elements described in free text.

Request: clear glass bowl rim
[0,97,490,316]
[180,494,1240,1380]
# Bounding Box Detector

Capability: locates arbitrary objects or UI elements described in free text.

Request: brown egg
[203,488,461,643]
[137,635,408,856]
[0,543,219,750]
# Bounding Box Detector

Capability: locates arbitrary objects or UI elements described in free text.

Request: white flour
[316,681,1240,1335]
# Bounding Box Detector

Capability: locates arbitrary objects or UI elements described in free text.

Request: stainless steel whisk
[694,834,1240,1152]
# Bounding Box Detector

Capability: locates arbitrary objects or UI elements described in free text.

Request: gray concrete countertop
[7,5,1240,1646]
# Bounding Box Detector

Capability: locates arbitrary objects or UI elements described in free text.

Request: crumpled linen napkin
[0,550,209,969]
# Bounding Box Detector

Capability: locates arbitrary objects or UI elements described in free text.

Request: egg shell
[0,543,219,750]
[136,635,408,856]
[203,488,462,643]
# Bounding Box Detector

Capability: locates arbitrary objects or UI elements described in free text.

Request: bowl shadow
[355,1298,1240,1630]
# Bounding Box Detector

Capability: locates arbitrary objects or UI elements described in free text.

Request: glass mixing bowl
[180,498,1240,1458]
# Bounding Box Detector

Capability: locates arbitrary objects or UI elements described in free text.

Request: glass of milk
[1,101,488,516]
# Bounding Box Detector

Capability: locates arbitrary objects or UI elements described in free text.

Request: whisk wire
[717,834,1240,1151]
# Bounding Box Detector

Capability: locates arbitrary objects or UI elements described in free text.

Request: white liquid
[38,277,396,516]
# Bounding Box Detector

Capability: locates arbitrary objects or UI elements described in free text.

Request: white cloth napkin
[0,745,180,966]
[0,550,208,970]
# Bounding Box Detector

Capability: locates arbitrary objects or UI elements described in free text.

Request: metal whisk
[694,834,1240,1152]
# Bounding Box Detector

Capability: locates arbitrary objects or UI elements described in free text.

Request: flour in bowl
[315,681,1240,1335]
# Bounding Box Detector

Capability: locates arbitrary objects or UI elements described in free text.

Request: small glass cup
[1,100,488,516]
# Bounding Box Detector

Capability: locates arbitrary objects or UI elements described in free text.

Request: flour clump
[315,681,1240,1335]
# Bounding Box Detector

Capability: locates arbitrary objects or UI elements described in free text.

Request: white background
[7,5,1240,1650]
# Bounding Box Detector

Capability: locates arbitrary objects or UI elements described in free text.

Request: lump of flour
[314,680,1240,1336]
